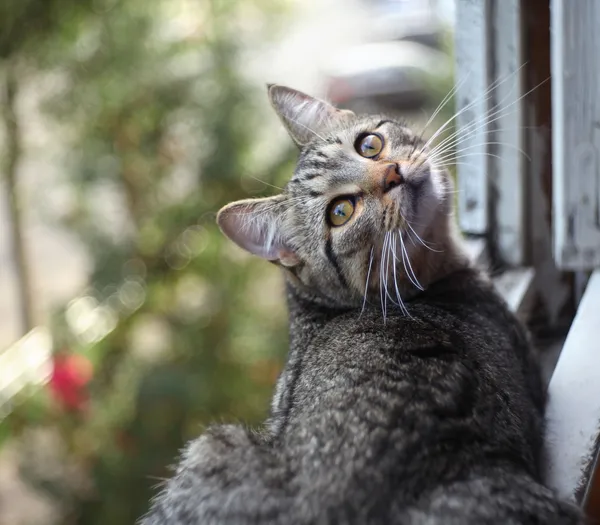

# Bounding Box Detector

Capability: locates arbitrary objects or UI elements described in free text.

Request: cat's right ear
[217,196,299,267]
[267,84,354,147]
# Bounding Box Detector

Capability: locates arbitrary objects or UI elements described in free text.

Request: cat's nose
[383,163,405,193]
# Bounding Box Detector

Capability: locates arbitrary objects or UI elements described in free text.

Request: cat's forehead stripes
[288,119,425,199]
[291,121,411,184]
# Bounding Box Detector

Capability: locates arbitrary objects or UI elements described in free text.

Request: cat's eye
[328,196,356,227]
[356,133,384,158]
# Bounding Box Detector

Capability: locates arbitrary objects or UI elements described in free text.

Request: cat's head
[217,85,467,309]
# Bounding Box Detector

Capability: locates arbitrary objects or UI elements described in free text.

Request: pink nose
[383,163,405,193]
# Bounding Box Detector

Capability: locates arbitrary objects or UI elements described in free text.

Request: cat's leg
[403,470,583,525]
[140,424,290,525]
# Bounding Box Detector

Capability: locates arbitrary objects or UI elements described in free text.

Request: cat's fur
[141,86,582,524]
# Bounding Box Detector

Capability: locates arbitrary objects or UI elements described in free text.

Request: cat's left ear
[268,84,355,147]
[217,196,299,267]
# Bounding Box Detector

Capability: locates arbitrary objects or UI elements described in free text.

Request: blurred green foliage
[1,0,295,523]
[0,2,456,523]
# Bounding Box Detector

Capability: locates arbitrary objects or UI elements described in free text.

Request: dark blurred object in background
[325,41,450,112]
[324,0,453,113]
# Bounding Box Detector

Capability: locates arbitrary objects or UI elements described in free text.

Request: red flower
[49,353,93,412]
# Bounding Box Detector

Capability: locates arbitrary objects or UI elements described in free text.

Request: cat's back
[141,272,575,525]
[293,268,540,408]
[280,269,546,513]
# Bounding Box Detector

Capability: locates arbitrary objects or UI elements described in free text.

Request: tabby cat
[141,85,582,524]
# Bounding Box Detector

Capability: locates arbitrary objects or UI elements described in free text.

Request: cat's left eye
[356,134,384,158]
[328,196,356,227]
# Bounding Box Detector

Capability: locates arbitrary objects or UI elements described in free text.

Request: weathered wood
[522,0,572,324]
[493,267,534,318]
[464,237,487,266]
[454,0,490,235]
[551,0,600,269]
[544,270,600,502]
[490,0,525,265]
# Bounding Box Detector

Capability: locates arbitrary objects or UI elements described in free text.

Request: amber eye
[328,196,356,227]
[356,133,383,158]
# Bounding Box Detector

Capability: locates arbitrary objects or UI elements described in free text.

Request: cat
[140,85,582,524]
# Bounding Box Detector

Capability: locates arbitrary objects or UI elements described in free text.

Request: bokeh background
[0,0,454,523]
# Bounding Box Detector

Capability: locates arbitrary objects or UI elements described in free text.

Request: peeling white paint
[491,0,524,266]
[544,270,600,501]
[552,0,600,269]
[454,0,489,235]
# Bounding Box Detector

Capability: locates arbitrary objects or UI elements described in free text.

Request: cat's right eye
[356,133,384,159]
[328,196,356,227]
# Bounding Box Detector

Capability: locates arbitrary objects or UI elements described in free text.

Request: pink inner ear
[217,202,287,262]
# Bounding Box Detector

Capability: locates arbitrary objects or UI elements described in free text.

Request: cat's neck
[284,244,473,347]
[402,222,472,299]
[285,281,345,330]
[284,222,472,325]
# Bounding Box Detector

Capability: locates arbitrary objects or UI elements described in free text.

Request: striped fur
[218,86,465,311]
[141,86,582,525]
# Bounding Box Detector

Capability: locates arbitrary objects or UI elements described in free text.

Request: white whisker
[432,139,531,164]
[382,233,395,313]
[401,212,443,253]
[382,234,402,312]
[427,72,522,154]
[285,115,326,141]
[248,176,285,191]
[410,63,538,178]
[399,233,424,291]
[411,74,469,156]
[361,247,374,317]
[433,151,504,165]
[390,234,411,318]
[429,123,536,159]
[419,64,525,154]
[379,233,388,322]
[427,75,549,165]
[423,74,468,132]
[390,233,421,292]
[428,104,523,160]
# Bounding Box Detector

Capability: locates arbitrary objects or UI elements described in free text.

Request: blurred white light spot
[165,243,191,270]
[66,296,99,335]
[129,315,173,363]
[180,225,207,256]
[122,258,147,280]
[0,328,53,416]
[174,275,215,322]
[118,279,146,312]
[66,296,119,344]
[79,306,118,344]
